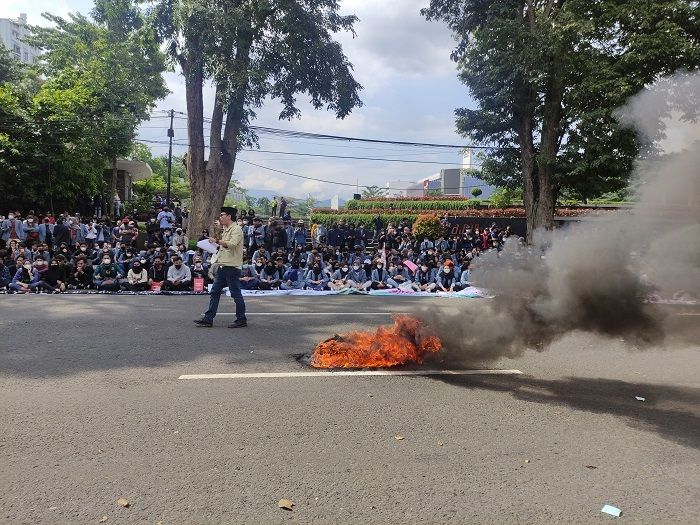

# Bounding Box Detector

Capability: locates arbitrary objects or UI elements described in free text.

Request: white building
[0,13,40,64]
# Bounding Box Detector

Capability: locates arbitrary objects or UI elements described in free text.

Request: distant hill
[244,188,347,207]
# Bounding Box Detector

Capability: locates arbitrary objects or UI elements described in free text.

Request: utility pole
[166,109,174,205]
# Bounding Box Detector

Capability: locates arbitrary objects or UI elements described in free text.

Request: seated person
[148,256,168,286]
[329,263,352,291]
[9,261,41,293]
[126,260,150,291]
[190,256,211,284]
[0,252,11,291]
[44,258,67,292]
[161,256,192,291]
[304,262,329,291]
[346,262,370,291]
[435,260,457,293]
[93,254,124,291]
[370,260,390,290]
[280,260,305,290]
[388,261,412,290]
[239,262,259,290]
[67,257,94,290]
[258,257,286,290]
[411,263,437,292]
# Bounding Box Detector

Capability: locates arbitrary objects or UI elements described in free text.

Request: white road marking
[213,312,394,316]
[179,369,523,380]
[674,312,700,316]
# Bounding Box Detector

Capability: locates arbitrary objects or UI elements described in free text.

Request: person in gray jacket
[280,261,305,290]
[346,262,370,291]
[370,260,390,290]
[388,261,412,290]
[411,263,437,292]
[305,262,329,291]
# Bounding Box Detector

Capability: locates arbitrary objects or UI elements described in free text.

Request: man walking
[194,207,247,328]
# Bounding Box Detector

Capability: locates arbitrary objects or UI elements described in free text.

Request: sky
[2,1,477,199]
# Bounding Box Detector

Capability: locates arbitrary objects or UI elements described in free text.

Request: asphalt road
[1,295,699,524]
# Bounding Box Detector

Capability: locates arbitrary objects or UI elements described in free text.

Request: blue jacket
[38,223,54,243]
[304,269,329,287]
[347,267,368,283]
[1,218,25,241]
[370,267,389,283]
[414,268,437,285]
[12,267,39,285]
[283,268,305,288]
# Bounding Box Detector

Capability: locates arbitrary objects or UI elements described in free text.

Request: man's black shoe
[193,319,213,327]
[228,320,247,329]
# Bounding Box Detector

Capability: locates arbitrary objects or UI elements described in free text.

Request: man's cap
[221,206,237,217]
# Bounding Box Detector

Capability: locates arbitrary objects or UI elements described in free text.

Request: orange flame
[311,314,442,369]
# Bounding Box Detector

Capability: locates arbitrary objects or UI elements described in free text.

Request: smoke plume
[421,71,700,366]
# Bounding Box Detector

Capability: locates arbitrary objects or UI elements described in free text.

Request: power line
[236,158,494,191]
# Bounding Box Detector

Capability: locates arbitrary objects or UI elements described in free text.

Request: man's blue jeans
[204,266,246,322]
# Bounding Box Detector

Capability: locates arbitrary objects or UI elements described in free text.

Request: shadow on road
[435,374,700,450]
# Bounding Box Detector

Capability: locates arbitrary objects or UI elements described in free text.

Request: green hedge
[345,199,480,211]
[311,211,420,228]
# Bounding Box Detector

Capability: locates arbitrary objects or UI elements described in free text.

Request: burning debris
[310,315,442,369]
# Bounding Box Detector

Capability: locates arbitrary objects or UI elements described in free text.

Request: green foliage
[254,197,272,215]
[488,187,519,209]
[426,189,443,197]
[470,188,482,198]
[345,199,478,211]
[0,3,167,212]
[412,214,444,241]
[129,144,190,210]
[311,211,420,228]
[423,0,700,233]
[290,196,316,218]
[361,185,389,199]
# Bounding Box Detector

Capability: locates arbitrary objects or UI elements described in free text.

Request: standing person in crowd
[113,193,122,218]
[278,196,287,218]
[52,219,71,250]
[38,217,53,245]
[1,211,25,244]
[194,207,247,328]
[372,214,383,241]
[271,197,278,217]
[157,206,176,233]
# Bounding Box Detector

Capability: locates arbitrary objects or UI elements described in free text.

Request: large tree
[27,1,168,216]
[152,0,362,236]
[423,0,700,240]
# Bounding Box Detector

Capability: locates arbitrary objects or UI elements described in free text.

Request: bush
[412,214,444,240]
[471,188,483,198]
[345,199,480,211]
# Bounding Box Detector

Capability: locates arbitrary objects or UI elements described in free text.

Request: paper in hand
[197,239,219,254]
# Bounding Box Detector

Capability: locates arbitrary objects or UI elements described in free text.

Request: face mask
[133,265,141,270]
[342,267,348,272]
[24,263,32,270]
[421,266,428,272]
[352,265,360,270]
[376,264,383,269]
[444,268,451,273]
[8,215,14,219]
[80,247,87,251]
[103,259,110,264]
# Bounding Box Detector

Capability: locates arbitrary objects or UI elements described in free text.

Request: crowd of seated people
[0,208,513,294]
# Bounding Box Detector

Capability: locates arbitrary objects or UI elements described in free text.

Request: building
[380,149,497,198]
[103,160,153,203]
[0,13,40,64]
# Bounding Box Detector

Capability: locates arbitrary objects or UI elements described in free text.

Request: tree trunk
[110,156,118,219]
